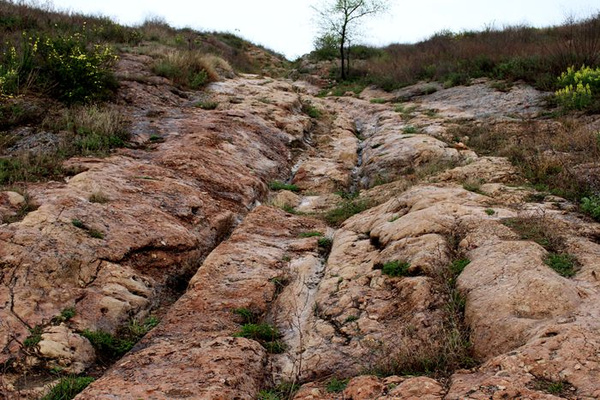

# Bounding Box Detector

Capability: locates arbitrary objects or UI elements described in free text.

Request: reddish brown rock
[0,56,309,383]
[77,206,327,399]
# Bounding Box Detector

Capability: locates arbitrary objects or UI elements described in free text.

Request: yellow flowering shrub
[0,31,118,103]
[555,65,600,110]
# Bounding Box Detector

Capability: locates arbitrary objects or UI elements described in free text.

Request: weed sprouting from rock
[41,376,95,400]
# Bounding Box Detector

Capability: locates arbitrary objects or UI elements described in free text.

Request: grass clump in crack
[269,180,299,192]
[581,195,600,221]
[81,316,159,361]
[23,325,43,348]
[324,198,370,226]
[326,377,349,393]
[381,260,412,277]
[41,376,95,400]
[258,382,300,400]
[301,102,322,119]
[544,253,577,277]
[234,323,286,354]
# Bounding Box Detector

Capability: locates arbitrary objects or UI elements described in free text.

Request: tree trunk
[340,30,346,80]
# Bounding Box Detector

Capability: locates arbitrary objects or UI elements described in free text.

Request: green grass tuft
[299,231,324,238]
[581,195,600,221]
[326,377,349,393]
[544,253,577,277]
[382,260,412,277]
[41,376,95,400]
[269,181,299,192]
[324,199,370,226]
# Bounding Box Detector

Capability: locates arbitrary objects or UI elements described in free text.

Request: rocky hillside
[1,5,600,398]
[1,50,599,399]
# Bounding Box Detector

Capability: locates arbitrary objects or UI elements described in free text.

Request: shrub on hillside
[0,31,118,103]
[555,65,600,110]
[152,50,224,89]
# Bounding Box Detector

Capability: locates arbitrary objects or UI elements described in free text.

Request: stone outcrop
[2,54,600,400]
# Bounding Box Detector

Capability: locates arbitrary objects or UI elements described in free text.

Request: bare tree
[313,0,389,80]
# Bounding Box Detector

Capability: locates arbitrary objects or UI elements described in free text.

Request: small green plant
[235,323,279,342]
[501,216,562,252]
[533,379,572,396]
[71,219,104,239]
[0,189,38,224]
[257,390,279,400]
[324,199,370,226]
[382,260,412,277]
[443,72,470,88]
[23,325,43,348]
[263,340,287,354]
[301,102,322,119]
[449,258,470,277]
[546,381,565,394]
[403,125,417,134]
[370,98,387,104]
[126,316,159,337]
[449,258,471,286]
[81,316,158,360]
[326,377,349,393]
[317,237,333,256]
[234,323,285,353]
[344,315,358,323]
[422,85,438,95]
[484,208,495,216]
[393,104,405,113]
[232,308,258,324]
[195,100,219,110]
[148,133,164,143]
[581,195,600,221]
[80,330,135,359]
[545,253,577,277]
[41,376,95,400]
[52,307,76,324]
[257,382,300,400]
[269,181,299,192]
[71,219,85,229]
[281,204,298,214]
[299,231,324,238]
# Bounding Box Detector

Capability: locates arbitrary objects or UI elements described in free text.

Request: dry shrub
[454,118,600,199]
[347,13,600,91]
[139,16,176,43]
[152,50,223,89]
[0,104,128,185]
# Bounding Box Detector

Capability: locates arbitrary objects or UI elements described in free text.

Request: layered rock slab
[77,206,326,399]
[0,64,311,380]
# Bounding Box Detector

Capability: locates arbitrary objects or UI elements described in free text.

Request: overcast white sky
[48,0,599,59]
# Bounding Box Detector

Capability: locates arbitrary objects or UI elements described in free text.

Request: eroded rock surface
[3,63,600,400]
[77,206,327,399]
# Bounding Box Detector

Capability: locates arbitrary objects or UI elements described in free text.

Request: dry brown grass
[0,104,128,185]
[152,49,231,89]
[451,118,600,200]
[329,13,600,91]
